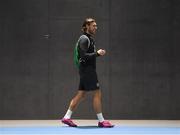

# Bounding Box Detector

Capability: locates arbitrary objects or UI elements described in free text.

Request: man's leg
[62,90,86,127]
[93,89,104,121]
[69,90,86,111]
[93,89,114,128]
[93,89,102,114]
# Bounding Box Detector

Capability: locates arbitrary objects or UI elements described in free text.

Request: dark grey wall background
[0,0,180,120]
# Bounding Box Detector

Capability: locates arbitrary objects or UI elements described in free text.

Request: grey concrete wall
[0,0,180,120]
[110,0,180,119]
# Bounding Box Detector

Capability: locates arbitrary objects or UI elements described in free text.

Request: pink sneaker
[98,121,114,128]
[61,118,77,127]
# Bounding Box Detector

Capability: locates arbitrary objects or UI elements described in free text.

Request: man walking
[61,18,113,128]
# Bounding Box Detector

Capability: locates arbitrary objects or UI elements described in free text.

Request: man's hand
[97,49,106,56]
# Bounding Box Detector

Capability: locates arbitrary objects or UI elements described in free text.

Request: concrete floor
[1,119,180,127]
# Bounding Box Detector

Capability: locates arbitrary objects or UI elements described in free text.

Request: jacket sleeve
[78,37,99,61]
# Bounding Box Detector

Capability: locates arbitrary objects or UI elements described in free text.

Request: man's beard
[88,30,96,35]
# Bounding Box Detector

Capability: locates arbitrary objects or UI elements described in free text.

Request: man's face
[87,22,97,35]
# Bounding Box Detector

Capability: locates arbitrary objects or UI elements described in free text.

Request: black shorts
[78,69,100,91]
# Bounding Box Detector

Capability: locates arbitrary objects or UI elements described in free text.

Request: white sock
[97,113,105,122]
[64,109,73,119]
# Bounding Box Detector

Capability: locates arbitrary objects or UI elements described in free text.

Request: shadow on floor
[76,126,99,129]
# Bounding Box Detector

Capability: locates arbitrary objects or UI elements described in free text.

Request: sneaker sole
[61,120,77,127]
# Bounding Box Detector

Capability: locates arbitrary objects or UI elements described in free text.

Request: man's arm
[78,37,99,61]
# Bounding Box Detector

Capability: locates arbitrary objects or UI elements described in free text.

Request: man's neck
[85,32,94,37]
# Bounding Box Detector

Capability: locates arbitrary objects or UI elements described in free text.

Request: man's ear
[86,24,90,29]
